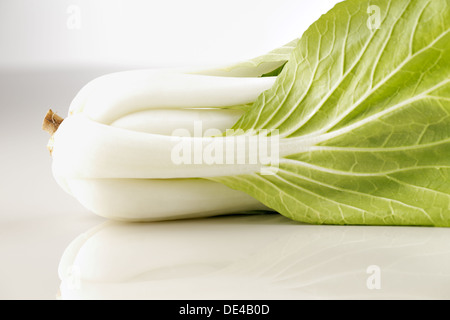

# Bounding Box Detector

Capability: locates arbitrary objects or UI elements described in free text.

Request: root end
[43,109,64,135]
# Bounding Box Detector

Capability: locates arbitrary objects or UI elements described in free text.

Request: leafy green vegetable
[212,0,450,226]
[197,39,299,77]
[261,62,287,78]
[51,0,450,226]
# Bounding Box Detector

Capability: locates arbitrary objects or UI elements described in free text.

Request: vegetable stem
[43,109,64,135]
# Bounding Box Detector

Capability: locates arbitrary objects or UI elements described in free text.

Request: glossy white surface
[58,214,450,300]
[0,214,102,300]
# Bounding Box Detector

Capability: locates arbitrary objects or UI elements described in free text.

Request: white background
[0,0,339,69]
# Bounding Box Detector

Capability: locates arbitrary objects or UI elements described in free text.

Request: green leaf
[213,0,450,226]
[261,61,288,78]
[196,39,299,77]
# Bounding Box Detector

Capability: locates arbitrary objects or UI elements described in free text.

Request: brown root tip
[43,109,64,135]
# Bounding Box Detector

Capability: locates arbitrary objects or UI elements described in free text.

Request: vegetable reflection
[58,214,450,299]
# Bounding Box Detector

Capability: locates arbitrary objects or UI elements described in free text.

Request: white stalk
[70,70,276,124]
[52,115,267,180]
[110,108,244,135]
[51,70,277,221]
[65,178,268,222]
